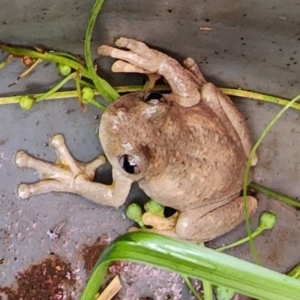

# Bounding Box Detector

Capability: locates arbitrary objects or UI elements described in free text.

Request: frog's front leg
[98,37,200,107]
[14,134,132,206]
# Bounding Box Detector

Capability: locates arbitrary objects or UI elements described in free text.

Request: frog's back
[139,102,247,211]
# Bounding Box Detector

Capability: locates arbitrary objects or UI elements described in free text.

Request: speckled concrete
[1,0,300,299]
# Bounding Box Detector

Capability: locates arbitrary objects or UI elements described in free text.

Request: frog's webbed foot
[14,134,105,199]
[128,211,182,240]
[98,37,200,107]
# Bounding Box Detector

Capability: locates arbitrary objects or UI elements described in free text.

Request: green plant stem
[243,92,300,265]
[203,281,213,300]
[79,79,95,88]
[221,88,300,111]
[0,54,12,70]
[35,72,76,102]
[49,50,84,63]
[0,85,168,105]
[84,0,119,102]
[85,98,107,110]
[183,275,203,300]
[75,70,84,108]
[216,229,263,252]
[0,44,91,78]
[18,58,42,81]
[249,182,300,208]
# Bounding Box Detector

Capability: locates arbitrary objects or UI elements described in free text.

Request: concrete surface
[1,0,300,299]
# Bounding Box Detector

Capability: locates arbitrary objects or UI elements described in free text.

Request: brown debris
[0,255,76,300]
[81,235,110,273]
[21,55,36,66]
[199,26,213,31]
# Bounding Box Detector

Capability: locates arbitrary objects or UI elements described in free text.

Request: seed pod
[57,63,72,76]
[19,96,35,110]
[144,199,164,217]
[125,203,145,228]
[258,211,276,230]
[82,87,94,103]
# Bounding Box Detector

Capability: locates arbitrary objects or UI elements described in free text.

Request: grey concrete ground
[1,0,300,299]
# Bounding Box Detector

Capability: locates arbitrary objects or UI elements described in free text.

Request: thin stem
[249,182,300,208]
[75,70,86,111]
[49,51,84,63]
[183,275,203,300]
[0,85,168,105]
[35,72,76,102]
[216,229,262,252]
[242,92,300,265]
[0,44,91,78]
[84,0,119,102]
[221,88,300,111]
[19,58,42,80]
[203,280,213,300]
[0,54,12,70]
[79,79,95,88]
[86,98,107,110]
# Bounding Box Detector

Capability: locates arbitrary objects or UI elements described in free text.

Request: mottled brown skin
[15,38,257,242]
[101,93,247,211]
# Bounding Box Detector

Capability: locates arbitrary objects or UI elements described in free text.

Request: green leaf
[80,232,300,300]
[84,0,120,102]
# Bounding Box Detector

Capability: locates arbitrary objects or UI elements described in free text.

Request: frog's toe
[111,60,148,73]
[50,133,64,147]
[14,150,29,168]
[17,180,66,199]
[17,183,31,199]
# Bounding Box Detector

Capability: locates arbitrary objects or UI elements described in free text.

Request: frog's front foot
[14,134,106,199]
[98,37,200,107]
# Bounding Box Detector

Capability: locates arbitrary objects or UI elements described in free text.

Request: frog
[14,37,258,242]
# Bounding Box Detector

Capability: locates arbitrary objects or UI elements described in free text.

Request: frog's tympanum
[15,38,258,242]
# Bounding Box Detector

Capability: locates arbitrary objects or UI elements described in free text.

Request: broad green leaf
[80,232,300,300]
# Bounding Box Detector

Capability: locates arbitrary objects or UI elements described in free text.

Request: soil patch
[0,254,75,300]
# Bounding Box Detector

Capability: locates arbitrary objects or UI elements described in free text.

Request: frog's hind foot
[14,134,106,199]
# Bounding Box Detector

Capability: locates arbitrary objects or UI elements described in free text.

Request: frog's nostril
[143,92,166,103]
[119,154,140,174]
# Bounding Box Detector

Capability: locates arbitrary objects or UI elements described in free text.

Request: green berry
[19,96,35,110]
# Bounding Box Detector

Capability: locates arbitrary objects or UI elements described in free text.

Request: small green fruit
[125,203,144,228]
[57,63,72,76]
[144,199,164,217]
[259,211,277,230]
[82,87,94,103]
[19,96,35,110]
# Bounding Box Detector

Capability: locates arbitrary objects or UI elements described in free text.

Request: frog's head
[99,91,174,181]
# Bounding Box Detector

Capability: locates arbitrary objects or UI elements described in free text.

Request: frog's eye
[143,92,166,103]
[119,154,140,174]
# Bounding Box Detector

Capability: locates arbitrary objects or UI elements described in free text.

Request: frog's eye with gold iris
[119,154,140,174]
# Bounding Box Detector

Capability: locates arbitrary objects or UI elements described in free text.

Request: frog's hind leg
[175,196,257,242]
[201,83,258,166]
